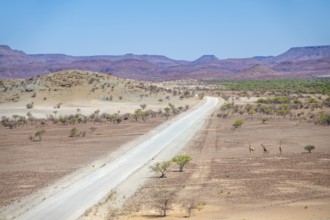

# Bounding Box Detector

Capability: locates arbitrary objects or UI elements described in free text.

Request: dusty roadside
[114,97,330,220]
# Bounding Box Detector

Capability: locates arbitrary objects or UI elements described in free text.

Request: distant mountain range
[0,45,330,80]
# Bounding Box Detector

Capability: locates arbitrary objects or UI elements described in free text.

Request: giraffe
[248,144,255,154]
[261,144,269,154]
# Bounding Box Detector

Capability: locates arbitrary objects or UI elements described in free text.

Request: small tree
[233,119,244,129]
[34,129,46,141]
[172,155,192,172]
[153,189,175,217]
[26,111,32,119]
[182,199,199,218]
[59,117,67,125]
[150,161,171,178]
[94,109,100,118]
[304,145,315,153]
[140,104,147,110]
[134,109,142,121]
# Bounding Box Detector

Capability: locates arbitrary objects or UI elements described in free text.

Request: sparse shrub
[182,199,199,218]
[257,98,266,103]
[221,102,233,111]
[152,189,175,217]
[59,117,67,125]
[1,116,15,129]
[172,155,191,172]
[105,113,115,122]
[26,102,34,109]
[257,104,274,115]
[276,104,290,116]
[233,119,244,129]
[304,145,315,153]
[247,109,255,115]
[315,112,330,126]
[140,104,147,110]
[94,109,100,118]
[70,127,80,137]
[150,161,171,178]
[31,92,37,98]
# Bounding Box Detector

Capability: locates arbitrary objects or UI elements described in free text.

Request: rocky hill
[0,45,329,80]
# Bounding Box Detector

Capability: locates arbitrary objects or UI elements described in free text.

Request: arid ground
[0,71,199,214]
[116,103,330,220]
[0,117,170,208]
[1,71,329,220]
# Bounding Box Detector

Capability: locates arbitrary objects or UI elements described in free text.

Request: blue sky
[1,0,330,60]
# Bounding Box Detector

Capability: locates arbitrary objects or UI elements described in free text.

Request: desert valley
[0,43,330,220]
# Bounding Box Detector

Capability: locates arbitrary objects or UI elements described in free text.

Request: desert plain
[0,71,329,220]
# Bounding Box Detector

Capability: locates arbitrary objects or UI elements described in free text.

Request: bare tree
[182,199,199,218]
[153,189,175,217]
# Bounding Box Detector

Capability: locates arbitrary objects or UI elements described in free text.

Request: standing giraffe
[261,144,269,154]
[249,144,255,154]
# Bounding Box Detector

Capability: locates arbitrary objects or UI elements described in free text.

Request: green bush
[172,155,192,172]
[233,119,244,129]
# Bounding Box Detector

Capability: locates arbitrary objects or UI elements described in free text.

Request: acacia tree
[304,145,315,153]
[172,155,192,172]
[134,109,142,121]
[94,109,100,118]
[150,161,171,178]
[182,199,199,218]
[153,189,175,217]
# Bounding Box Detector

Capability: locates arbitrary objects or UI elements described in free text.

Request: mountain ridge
[1,45,329,80]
